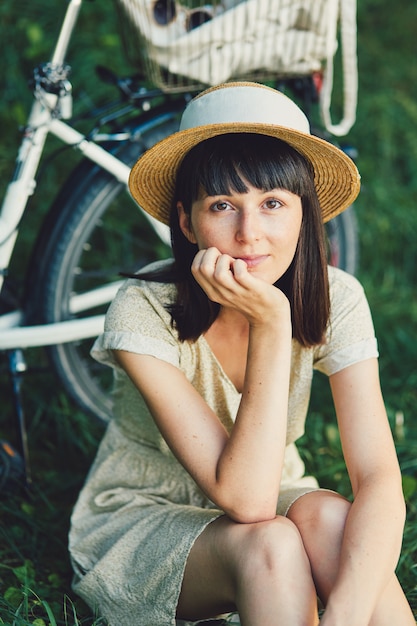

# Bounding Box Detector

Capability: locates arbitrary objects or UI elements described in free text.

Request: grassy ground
[1,0,417,624]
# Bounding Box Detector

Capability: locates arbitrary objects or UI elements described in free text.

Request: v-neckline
[199,333,245,395]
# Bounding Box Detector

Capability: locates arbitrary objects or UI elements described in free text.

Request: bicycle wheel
[27,107,182,423]
[325,205,359,275]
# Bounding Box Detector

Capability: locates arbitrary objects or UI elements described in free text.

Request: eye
[263,198,283,210]
[210,201,231,212]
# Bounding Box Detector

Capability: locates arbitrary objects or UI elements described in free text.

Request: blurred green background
[0,0,416,623]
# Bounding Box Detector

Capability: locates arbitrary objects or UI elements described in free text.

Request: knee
[288,490,351,546]
[235,516,309,578]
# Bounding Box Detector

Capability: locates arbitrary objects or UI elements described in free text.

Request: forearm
[323,476,406,625]
[215,320,292,522]
[114,319,293,524]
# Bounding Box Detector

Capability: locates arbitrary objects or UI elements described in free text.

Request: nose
[235,209,262,243]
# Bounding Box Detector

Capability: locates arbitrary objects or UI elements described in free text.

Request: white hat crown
[180,84,310,134]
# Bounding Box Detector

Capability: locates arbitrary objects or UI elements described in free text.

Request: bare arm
[114,248,293,523]
[321,358,406,625]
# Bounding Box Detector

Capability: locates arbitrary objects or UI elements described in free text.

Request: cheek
[272,215,302,246]
[293,220,303,246]
[191,218,225,249]
[288,211,303,244]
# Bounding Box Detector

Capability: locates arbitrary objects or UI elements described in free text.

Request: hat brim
[128,121,360,225]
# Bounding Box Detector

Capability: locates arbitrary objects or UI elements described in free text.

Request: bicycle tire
[27,106,182,423]
[27,106,358,424]
[325,205,359,275]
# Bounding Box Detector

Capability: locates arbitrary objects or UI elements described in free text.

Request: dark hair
[136,133,330,347]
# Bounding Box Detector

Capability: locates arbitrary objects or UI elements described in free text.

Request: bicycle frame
[0,0,170,350]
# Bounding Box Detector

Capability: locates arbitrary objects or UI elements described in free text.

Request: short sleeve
[91,279,180,371]
[313,267,378,376]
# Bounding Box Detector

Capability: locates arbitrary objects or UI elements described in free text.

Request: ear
[177,202,197,244]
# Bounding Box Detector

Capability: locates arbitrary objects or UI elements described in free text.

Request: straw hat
[129,81,360,224]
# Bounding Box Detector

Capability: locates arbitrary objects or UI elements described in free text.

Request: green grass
[1,0,417,623]
[0,351,106,625]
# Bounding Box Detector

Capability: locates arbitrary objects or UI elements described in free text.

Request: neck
[217,306,249,333]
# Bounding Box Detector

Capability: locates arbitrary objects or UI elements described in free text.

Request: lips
[236,255,269,268]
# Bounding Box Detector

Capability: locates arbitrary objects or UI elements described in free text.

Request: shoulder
[312,267,378,375]
[328,265,365,299]
[121,258,177,301]
[104,259,177,333]
[327,266,370,323]
[91,260,181,369]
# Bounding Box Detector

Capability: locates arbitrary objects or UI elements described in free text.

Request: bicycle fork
[6,349,31,489]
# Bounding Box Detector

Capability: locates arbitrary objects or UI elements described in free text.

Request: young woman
[69,82,415,626]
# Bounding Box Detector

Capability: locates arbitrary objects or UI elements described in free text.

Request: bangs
[175,133,315,208]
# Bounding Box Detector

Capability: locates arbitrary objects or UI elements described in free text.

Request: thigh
[176,516,238,621]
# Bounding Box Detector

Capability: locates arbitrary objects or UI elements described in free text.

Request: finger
[230,258,249,281]
[193,249,236,284]
[213,253,236,279]
[191,249,224,295]
[191,248,217,277]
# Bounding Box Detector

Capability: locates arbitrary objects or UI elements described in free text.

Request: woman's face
[178,182,303,285]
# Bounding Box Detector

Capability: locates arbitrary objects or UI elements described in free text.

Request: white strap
[320,0,358,136]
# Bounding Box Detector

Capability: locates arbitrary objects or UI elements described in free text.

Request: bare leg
[287,491,415,625]
[287,491,348,602]
[368,576,416,626]
[177,514,319,626]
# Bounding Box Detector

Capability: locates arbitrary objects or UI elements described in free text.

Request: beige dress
[69,263,378,626]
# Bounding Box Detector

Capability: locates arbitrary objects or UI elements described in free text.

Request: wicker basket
[115,0,358,135]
